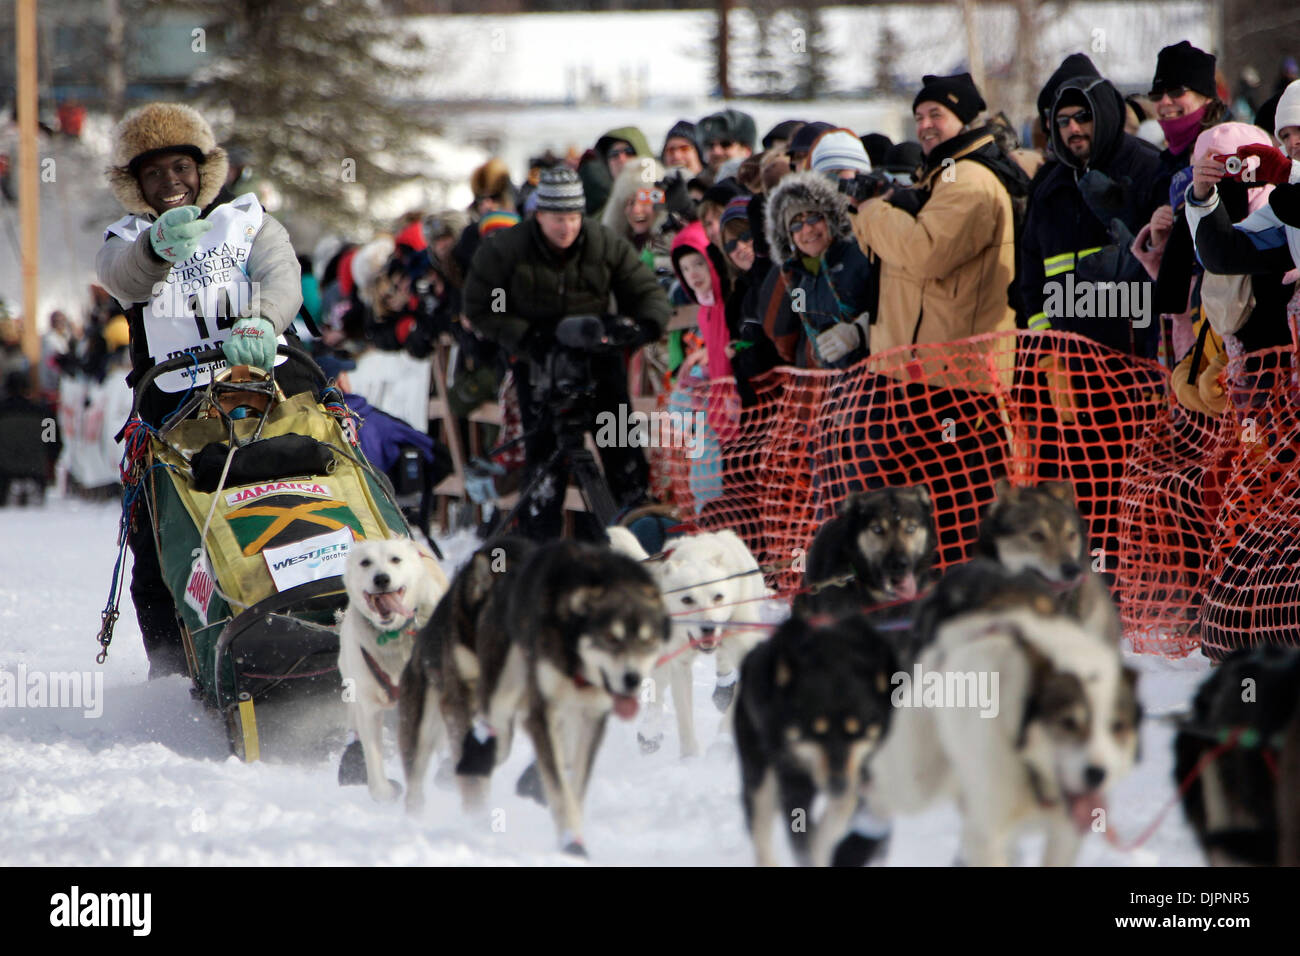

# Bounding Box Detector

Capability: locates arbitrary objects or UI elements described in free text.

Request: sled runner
[124,346,409,759]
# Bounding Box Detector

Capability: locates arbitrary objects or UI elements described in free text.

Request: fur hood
[106,103,228,217]
[600,157,668,237]
[764,171,854,264]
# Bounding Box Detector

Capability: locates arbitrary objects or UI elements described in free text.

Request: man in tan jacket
[840,74,1029,567]
[851,73,1027,390]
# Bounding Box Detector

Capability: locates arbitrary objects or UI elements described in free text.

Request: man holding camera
[464,167,671,540]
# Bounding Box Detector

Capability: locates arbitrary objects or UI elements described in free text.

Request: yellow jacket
[851,131,1017,391]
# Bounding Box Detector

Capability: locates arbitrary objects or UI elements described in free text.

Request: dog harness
[360,647,401,704]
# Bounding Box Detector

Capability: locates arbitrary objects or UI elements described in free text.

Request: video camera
[836,169,896,204]
[532,314,645,418]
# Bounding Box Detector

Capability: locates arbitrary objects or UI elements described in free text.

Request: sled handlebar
[130,343,328,422]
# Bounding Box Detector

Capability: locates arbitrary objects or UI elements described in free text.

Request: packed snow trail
[0,498,1209,865]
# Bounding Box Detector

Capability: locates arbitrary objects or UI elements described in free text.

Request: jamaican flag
[226,494,365,557]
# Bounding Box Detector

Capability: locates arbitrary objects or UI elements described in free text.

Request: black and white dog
[735,613,898,866]
[447,539,672,856]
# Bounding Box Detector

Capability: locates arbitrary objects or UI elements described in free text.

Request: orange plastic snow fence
[650,329,1300,660]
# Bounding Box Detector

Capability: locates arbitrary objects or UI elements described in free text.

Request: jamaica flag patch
[226,494,364,556]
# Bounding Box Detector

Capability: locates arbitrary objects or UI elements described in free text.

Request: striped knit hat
[719,195,751,229]
[810,129,873,177]
[479,210,521,237]
[534,167,586,213]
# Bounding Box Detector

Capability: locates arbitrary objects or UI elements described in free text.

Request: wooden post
[718,0,731,100]
[17,0,40,390]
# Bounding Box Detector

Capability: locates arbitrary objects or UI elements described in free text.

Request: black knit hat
[787,121,834,157]
[913,73,986,125]
[860,133,893,169]
[534,167,585,213]
[1150,41,1217,99]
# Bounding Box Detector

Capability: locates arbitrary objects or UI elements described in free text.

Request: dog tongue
[373,590,411,620]
[1070,792,1103,833]
[612,695,639,720]
[893,574,918,601]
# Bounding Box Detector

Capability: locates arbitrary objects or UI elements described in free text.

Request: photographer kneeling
[464,168,671,540]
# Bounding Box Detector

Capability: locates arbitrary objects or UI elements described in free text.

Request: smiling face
[1154,87,1209,120]
[136,151,201,215]
[624,196,655,236]
[789,212,831,259]
[723,220,755,271]
[914,102,965,156]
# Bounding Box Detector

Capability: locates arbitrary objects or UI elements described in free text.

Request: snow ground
[0,497,1210,866]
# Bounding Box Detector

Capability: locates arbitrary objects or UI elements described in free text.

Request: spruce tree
[181,0,435,230]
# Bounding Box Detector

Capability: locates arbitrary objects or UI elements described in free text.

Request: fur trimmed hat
[107,103,228,217]
[764,170,853,264]
[470,157,513,201]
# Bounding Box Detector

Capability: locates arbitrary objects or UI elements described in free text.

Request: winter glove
[1168,167,1196,211]
[1229,144,1297,186]
[1269,183,1300,227]
[605,315,659,347]
[148,205,213,263]
[1038,354,1077,424]
[814,315,870,366]
[1079,169,1144,234]
[1170,351,1216,415]
[1197,351,1229,416]
[222,317,277,370]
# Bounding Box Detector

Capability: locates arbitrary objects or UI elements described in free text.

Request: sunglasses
[1055,108,1093,129]
[788,212,825,233]
[607,145,636,159]
[723,231,753,253]
[1148,86,1189,100]
[633,187,665,205]
[707,139,735,150]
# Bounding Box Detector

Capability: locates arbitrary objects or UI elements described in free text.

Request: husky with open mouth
[452,539,671,856]
[864,596,1141,866]
[608,526,772,758]
[797,486,938,620]
[337,535,449,801]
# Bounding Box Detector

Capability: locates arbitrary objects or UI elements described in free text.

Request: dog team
[334,477,1289,866]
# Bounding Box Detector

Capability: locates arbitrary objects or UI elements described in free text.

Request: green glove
[149,205,213,263]
[223,317,277,370]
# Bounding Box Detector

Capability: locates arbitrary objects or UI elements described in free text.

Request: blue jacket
[344,392,436,474]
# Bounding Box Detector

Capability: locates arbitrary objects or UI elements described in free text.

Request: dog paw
[711,681,736,713]
[637,732,664,755]
[369,779,403,803]
[455,733,497,777]
[337,739,367,787]
[831,832,890,868]
[515,761,547,806]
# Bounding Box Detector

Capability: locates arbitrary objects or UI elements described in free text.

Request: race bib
[110,194,287,393]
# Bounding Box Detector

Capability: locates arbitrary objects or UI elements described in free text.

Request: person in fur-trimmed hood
[96,102,305,427]
[95,102,305,679]
[758,170,877,369]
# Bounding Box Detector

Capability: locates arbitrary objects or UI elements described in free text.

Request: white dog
[338,535,449,801]
[864,605,1141,866]
[609,526,771,758]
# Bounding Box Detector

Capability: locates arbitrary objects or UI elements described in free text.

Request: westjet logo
[271,540,349,571]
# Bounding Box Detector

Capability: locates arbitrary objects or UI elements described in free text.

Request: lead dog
[337,535,449,801]
[447,539,671,856]
[865,574,1141,866]
[609,526,772,757]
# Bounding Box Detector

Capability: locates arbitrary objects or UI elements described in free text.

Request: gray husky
[442,539,671,856]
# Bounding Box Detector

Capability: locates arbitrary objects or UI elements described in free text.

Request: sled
[132,346,409,760]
